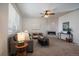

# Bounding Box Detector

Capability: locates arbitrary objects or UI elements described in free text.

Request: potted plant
[67,28,72,34]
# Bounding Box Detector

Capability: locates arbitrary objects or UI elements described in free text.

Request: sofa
[32,32,43,39]
[26,40,33,53]
[8,35,17,56]
[38,36,49,46]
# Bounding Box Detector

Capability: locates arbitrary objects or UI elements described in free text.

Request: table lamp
[17,32,25,46]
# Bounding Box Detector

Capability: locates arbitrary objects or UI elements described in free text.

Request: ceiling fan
[40,10,55,18]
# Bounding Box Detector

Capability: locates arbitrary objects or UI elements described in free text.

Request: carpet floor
[27,37,79,56]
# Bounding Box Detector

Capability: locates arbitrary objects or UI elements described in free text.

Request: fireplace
[47,31,56,35]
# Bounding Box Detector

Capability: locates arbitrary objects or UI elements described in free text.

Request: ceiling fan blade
[48,13,55,15]
[50,13,55,15]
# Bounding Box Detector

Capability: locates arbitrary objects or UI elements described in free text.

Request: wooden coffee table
[15,43,28,56]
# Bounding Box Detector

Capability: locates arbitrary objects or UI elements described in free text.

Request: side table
[15,43,28,56]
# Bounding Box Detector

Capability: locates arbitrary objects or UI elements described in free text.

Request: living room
[0,3,79,56]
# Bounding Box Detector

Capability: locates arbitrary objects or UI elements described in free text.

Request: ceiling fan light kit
[44,15,49,18]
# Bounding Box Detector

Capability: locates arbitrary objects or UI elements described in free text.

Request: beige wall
[0,3,8,55]
[58,9,79,45]
[22,17,58,35]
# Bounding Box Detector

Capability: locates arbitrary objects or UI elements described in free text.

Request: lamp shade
[17,32,25,43]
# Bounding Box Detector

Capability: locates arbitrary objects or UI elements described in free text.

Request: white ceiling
[16,3,79,18]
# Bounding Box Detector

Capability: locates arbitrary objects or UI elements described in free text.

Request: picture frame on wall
[63,22,69,31]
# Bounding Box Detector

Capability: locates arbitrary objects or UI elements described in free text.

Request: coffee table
[15,43,28,56]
